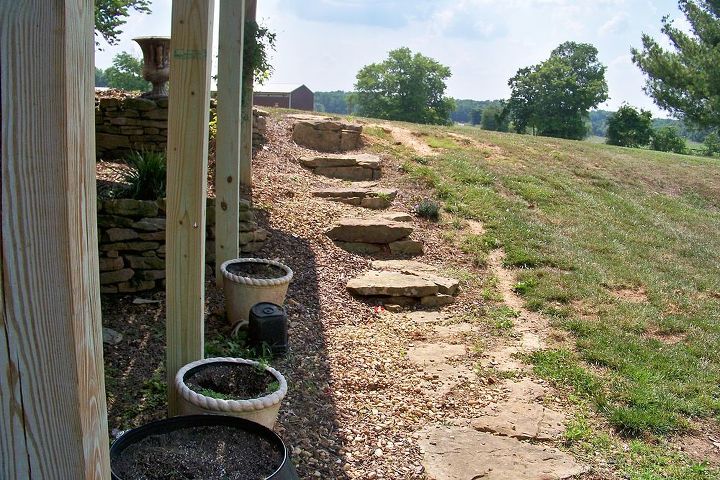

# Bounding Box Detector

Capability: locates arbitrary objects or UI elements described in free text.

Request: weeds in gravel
[415,198,441,221]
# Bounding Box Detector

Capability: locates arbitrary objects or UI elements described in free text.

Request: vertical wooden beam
[239,0,257,193]
[215,0,245,288]
[166,0,215,415]
[0,1,110,478]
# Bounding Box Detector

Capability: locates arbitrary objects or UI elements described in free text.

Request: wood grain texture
[239,0,257,190]
[166,0,215,415]
[215,0,245,288]
[0,1,110,478]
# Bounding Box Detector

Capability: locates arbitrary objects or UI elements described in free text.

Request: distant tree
[313,91,358,115]
[632,1,720,130]
[481,103,509,132]
[354,47,455,125]
[104,52,150,92]
[507,41,608,139]
[589,110,613,137]
[606,105,653,147]
[470,108,483,126]
[95,0,151,46]
[95,67,108,87]
[703,132,720,156]
[651,126,687,153]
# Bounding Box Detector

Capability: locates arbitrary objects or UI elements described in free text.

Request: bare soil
[112,425,283,480]
[226,262,287,279]
[185,363,277,399]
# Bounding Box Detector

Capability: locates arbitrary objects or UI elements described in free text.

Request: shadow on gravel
[253,209,350,479]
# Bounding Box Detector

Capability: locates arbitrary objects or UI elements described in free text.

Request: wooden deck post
[215,0,246,288]
[0,1,110,478]
[239,0,257,194]
[166,0,215,415]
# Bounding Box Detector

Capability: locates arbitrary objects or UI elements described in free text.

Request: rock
[313,166,378,181]
[334,242,384,254]
[137,269,166,280]
[99,268,134,285]
[292,118,362,151]
[132,217,166,231]
[103,199,159,217]
[102,327,123,345]
[124,97,157,111]
[126,254,165,270]
[371,260,438,272]
[378,211,413,222]
[347,271,439,297]
[371,260,460,295]
[384,304,405,313]
[117,280,156,293]
[97,215,135,228]
[418,426,586,480]
[100,285,118,294]
[300,156,362,168]
[360,197,392,209]
[472,402,566,441]
[300,154,381,180]
[405,311,447,324]
[99,256,124,272]
[100,241,160,252]
[420,294,455,307]
[138,231,165,241]
[389,239,424,255]
[105,228,139,242]
[326,218,413,244]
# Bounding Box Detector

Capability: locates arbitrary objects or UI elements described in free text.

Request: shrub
[606,104,652,147]
[415,198,441,221]
[703,132,720,157]
[122,149,167,200]
[650,126,686,154]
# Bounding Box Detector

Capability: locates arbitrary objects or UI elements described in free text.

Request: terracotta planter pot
[175,357,288,429]
[221,258,293,327]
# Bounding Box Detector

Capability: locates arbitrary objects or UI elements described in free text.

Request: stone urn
[133,36,170,98]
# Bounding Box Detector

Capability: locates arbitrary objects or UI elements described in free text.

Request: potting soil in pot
[112,425,283,480]
[227,262,287,279]
[185,363,279,399]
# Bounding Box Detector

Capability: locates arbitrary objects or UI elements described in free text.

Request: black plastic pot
[110,414,299,480]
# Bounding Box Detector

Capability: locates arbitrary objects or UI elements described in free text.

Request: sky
[95,0,686,117]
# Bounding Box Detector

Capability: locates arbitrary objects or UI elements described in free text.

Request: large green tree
[95,0,151,46]
[632,0,720,129]
[507,42,608,139]
[104,52,150,91]
[354,47,455,125]
[606,104,653,147]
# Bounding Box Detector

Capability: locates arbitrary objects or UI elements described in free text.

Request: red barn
[253,83,314,110]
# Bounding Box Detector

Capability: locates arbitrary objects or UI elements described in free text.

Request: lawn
[366,123,720,467]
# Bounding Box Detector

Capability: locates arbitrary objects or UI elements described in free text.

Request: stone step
[300,153,381,180]
[347,271,439,298]
[326,217,412,244]
[312,186,397,209]
[292,117,362,152]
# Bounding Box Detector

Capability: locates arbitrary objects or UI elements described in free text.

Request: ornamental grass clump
[122,149,167,200]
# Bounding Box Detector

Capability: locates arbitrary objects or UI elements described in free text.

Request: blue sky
[95,0,685,116]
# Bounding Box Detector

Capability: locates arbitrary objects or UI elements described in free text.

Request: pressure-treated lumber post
[215,0,246,288]
[0,1,110,478]
[239,0,257,194]
[166,0,215,415]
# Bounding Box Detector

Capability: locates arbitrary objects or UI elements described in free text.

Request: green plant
[415,198,441,221]
[197,387,233,400]
[651,126,686,154]
[244,20,276,85]
[121,149,167,200]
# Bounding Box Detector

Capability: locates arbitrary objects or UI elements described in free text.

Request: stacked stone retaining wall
[98,197,267,293]
[95,90,268,160]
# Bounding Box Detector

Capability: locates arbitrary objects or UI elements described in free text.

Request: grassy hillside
[367,123,720,458]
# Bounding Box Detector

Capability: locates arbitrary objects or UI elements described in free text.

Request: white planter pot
[175,357,288,430]
[221,258,293,327]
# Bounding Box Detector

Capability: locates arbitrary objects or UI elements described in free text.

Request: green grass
[391,126,720,440]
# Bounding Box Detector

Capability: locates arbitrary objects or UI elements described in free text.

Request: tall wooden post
[166,0,215,415]
[0,1,110,478]
[239,0,257,194]
[215,0,245,287]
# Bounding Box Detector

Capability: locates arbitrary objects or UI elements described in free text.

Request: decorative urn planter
[110,414,299,479]
[220,258,293,327]
[175,357,288,430]
[133,36,170,98]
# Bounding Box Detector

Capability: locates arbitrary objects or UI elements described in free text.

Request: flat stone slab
[312,186,397,209]
[327,218,412,244]
[300,153,380,169]
[347,271,439,297]
[434,323,476,337]
[408,343,466,364]
[418,426,586,480]
[472,402,566,441]
[409,343,473,397]
[405,311,447,324]
[480,345,529,373]
[378,211,413,222]
[371,259,460,294]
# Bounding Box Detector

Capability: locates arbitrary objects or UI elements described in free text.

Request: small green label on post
[174,49,207,60]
